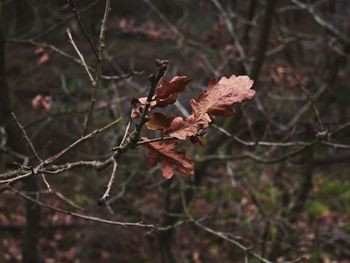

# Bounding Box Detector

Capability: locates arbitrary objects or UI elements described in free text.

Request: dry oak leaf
[155,76,190,107]
[142,137,194,179]
[146,112,174,132]
[130,76,190,119]
[165,113,210,140]
[166,75,255,140]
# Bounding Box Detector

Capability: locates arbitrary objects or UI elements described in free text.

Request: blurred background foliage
[0,0,350,262]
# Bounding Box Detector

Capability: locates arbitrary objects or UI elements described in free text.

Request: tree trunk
[0,4,41,263]
[251,0,277,85]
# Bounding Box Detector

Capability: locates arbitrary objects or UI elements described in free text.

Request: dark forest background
[0,0,350,262]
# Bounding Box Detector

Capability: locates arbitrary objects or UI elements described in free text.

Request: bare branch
[98,158,118,205]
[66,28,94,83]
[11,112,42,162]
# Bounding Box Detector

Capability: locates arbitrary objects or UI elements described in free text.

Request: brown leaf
[191,75,254,118]
[155,76,190,107]
[146,112,174,131]
[129,76,190,117]
[142,137,194,179]
[166,75,254,140]
[166,113,210,140]
[32,95,52,112]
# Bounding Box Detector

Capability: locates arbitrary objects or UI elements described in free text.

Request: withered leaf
[142,137,194,179]
[146,112,174,131]
[130,76,190,119]
[155,76,191,107]
[166,75,254,140]
[166,113,210,140]
[191,75,254,118]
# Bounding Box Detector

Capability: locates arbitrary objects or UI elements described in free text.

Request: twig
[290,0,350,44]
[9,186,158,229]
[286,84,326,129]
[98,158,118,205]
[211,0,250,73]
[31,1,98,40]
[142,0,183,40]
[11,112,42,162]
[40,173,52,192]
[136,136,177,146]
[132,59,168,143]
[66,0,99,60]
[54,190,85,211]
[142,0,202,48]
[178,177,273,263]
[120,121,131,146]
[41,117,121,168]
[196,144,314,164]
[11,113,54,191]
[82,0,112,135]
[212,124,311,147]
[66,28,94,83]
[7,38,84,66]
[101,70,145,80]
[299,86,324,130]
[0,118,121,185]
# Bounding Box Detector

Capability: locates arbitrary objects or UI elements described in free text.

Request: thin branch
[212,124,311,147]
[196,144,313,165]
[211,0,250,73]
[66,28,94,83]
[178,177,273,263]
[11,112,42,162]
[101,70,145,80]
[290,0,350,44]
[7,38,83,66]
[31,1,98,40]
[41,117,121,168]
[136,136,177,146]
[9,186,158,229]
[131,59,168,143]
[40,173,52,192]
[98,158,118,205]
[300,86,324,130]
[53,190,85,211]
[286,84,326,129]
[82,0,112,135]
[66,0,99,60]
[142,0,184,40]
[0,118,121,185]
